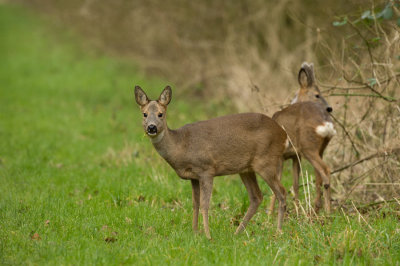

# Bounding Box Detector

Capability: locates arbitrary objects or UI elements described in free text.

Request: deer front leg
[199,177,214,239]
[191,179,200,232]
[323,173,331,214]
[258,160,286,231]
[314,170,323,213]
[305,152,331,214]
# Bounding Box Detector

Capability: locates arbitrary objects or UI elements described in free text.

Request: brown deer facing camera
[134,85,288,239]
[269,62,336,214]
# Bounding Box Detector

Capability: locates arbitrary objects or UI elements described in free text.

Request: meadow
[1,4,400,265]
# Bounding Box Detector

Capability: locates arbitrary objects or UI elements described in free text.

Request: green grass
[1,4,400,265]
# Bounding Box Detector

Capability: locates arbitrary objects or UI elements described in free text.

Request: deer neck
[151,126,180,161]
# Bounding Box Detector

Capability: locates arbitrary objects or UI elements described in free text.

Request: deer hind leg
[304,152,331,214]
[235,172,263,234]
[191,179,200,232]
[268,194,276,215]
[199,177,214,239]
[315,139,330,213]
[292,157,301,206]
[268,157,294,216]
[257,158,286,231]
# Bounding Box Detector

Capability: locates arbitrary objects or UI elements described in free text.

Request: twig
[330,93,397,101]
[341,207,351,225]
[321,72,400,91]
[394,198,400,207]
[357,198,399,209]
[338,161,390,208]
[272,248,282,265]
[351,201,375,232]
[331,147,400,174]
[364,183,400,185]
[306,170,312,216]
[347,20,375,77]
[280,126,309,218]
[358,98,375,125]
[329,114,360,157]
[320,73,400,102]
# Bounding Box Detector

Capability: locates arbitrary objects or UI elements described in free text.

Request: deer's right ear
[134,85,149,106]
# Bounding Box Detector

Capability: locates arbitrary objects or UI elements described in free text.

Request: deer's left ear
[158,86,172,106]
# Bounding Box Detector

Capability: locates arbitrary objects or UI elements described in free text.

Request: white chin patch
[315,122,336,138]
[147,132,157,136]
[150,130,165,144]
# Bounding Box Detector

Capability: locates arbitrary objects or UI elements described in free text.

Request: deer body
[273,102,334,160]
[270,63,335,214]
[153,113,285,178]
[134,86,287,239]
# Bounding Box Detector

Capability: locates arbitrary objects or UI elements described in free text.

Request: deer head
[294,62,333,113]
[134,85,172,139]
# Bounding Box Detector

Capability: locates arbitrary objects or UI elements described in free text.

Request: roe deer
[134,85,288,239]
[269,62,336,214]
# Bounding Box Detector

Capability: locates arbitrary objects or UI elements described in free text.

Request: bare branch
[330,93,397,101]
[331,147,400,174]
[329,114,360,156]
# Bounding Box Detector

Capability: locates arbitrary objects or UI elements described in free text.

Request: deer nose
[147,124,157,134]
[326,107,333,113]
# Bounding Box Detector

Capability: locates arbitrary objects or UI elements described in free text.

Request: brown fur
[135,85,287,239]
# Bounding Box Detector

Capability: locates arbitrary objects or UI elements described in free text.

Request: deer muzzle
[147,124,158,135]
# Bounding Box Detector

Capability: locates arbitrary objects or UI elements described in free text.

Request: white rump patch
[315,122,336,138]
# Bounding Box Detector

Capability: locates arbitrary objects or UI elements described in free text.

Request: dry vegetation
[16,0,400,206]
[317,2,400,206]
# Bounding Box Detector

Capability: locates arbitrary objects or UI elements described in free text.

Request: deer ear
[134,85,149,106]
[158,85,172,106]
[298,62,314,88]
[309,63,316,83]
[309,63,315,75]
[298,68,309,88]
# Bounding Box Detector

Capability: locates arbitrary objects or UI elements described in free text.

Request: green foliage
[333,17,347,27]
[368,78,377,87]
[375,2,394,20]
[1,4,400,265]
[360,2,396,22]
[334,1,399,28]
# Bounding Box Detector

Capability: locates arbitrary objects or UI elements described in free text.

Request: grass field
[1,4,400,265]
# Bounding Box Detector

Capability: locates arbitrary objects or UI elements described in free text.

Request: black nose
[327,107,333,113]
[147,124,157,134]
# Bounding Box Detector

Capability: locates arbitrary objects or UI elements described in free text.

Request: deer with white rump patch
[134,85,287,239]
[269,62,336,214]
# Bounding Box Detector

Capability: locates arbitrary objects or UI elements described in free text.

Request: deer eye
[315,95,320,98]
[143,113,148,117]
[158,113,163,118]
